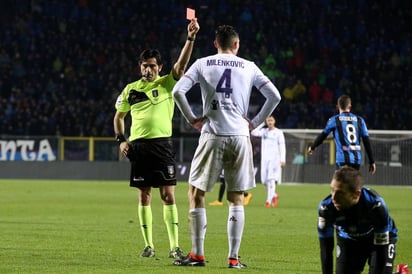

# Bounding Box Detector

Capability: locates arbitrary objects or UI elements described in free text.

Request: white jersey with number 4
[173,53,281,136]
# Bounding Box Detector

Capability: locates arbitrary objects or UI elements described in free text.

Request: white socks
[189,208,207,256]
[227,205,245,259]
[265,179,276,202]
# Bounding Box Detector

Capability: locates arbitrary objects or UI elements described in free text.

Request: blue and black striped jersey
[322,111,369,165]
[318,188,398,242]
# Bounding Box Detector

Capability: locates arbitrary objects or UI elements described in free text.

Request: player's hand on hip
[191,116,207,132]
[242,116,254,131]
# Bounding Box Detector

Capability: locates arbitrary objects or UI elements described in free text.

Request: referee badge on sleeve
[167,165,175,178]
[116,95,123,105]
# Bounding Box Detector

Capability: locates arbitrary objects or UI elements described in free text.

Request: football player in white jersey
[172,25,281,268]
[251,115,286,208]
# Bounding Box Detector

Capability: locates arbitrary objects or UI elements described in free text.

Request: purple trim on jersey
[257,80,271,90]
[183,74,196,84]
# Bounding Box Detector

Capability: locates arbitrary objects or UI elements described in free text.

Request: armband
[115,134,127,145]
[187,36,196,41]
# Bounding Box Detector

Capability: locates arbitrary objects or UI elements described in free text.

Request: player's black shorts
[336,162,360,170]
[127,137,176,188]
[336,236,397,274]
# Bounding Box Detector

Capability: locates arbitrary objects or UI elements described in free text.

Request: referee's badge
[152,89,158,97]
[167,165,175,178]
[116,95,123,105]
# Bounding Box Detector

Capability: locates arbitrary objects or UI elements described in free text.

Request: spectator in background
[308,80,322,104]
[282,80,295,102]
[291,79,307,102]
[321,87,334,105]
[0,1,411,135]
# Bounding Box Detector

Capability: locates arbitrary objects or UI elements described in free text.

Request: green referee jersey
[115,72,176,141]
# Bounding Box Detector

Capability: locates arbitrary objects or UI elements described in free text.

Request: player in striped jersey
[308,95,376,174]
[317,166,397,274]
[172,25,281,268]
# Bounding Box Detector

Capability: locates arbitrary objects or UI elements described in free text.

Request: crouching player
[317,166,398,274]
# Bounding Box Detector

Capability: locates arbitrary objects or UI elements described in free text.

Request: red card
[186,8,195,20]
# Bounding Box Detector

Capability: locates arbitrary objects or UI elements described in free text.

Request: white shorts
[261,159,281,184]
[189,133,256,192]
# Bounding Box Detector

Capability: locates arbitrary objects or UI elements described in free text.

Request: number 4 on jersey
[216,69,233,98]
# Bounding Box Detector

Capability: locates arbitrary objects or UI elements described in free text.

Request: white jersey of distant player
[252,126,286,182]
[178,53,273,136]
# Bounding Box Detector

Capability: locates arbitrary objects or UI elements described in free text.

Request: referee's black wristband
[187,36,195,41]
[115,134,127,145]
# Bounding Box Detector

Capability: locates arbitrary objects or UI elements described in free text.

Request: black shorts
[127,137,176,188]
[336,236,396,274]
[336,163,360,170]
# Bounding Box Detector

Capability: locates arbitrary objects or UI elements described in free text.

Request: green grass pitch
[0,179,411,273]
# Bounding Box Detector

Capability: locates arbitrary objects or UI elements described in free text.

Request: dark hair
[333,166,363,193]
[337,95,351,110]
[215,25,239,50]
[138,49,162,65]
[264,115,276,127]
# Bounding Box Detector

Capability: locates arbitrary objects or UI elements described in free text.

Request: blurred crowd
[0,0,411,137]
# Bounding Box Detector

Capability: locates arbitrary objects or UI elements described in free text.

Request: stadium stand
[0,0,411,138]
